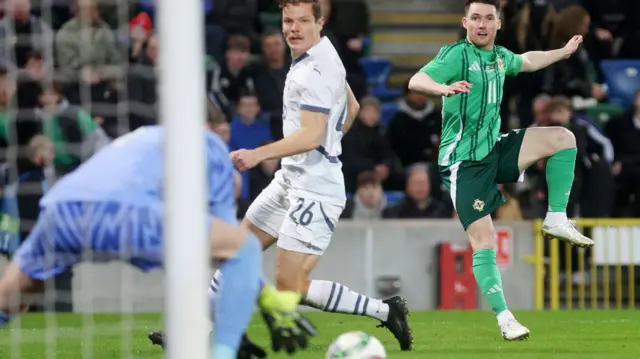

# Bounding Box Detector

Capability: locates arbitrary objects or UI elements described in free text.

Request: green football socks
[545,147,577,212]
[473,249,508,315]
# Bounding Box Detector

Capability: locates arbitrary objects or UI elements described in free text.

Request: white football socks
[211,274,391,322]
[497,309,515,326]
[545,211,568,225]
[305,280,389,322]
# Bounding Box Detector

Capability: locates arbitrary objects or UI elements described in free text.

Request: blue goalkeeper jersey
[41,125,237,224]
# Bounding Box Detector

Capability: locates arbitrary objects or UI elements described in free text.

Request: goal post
[159,0,210,358]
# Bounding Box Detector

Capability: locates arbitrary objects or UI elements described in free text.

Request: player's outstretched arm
[408,72,471,97]
[341,84,360,135]
[231,112,327,171]
[520,35,583,72]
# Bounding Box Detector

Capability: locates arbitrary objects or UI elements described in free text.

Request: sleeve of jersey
[299,69,334,115]
[419,46,461,84]
[501,47,523,76]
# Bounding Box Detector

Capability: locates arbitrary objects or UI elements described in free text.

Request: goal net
[0,0,209,358]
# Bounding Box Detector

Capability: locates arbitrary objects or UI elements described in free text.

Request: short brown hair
[206,97,226,126]
[279,0,322,20]
[357,171,381,188]
[465,0,501,13]
[360,96,380,111]
[26,134,53,159]
[547,96,572,113]
[226,34,251,52]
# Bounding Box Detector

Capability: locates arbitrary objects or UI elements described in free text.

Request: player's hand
[562,35,583,58]
[441,81,472,97]
[230,149,260,171]
[258,285,317,354]
[237,334,267,359]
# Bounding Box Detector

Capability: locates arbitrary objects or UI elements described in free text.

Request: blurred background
[0,0,638,314]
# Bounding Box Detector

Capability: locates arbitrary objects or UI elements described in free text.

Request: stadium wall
[0,220,536,313]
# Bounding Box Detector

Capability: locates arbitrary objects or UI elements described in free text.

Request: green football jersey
[420,39,522,166]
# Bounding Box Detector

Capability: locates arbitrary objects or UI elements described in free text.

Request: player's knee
[549,127,576,152]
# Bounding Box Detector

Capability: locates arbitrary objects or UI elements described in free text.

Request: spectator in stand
[319,0,367,99]
[604,90,640,217]
[386,81,441,167]
[0,68,15,154]
[206,97,230,145]
[340,171,387,220]
[210,0,259,48]
[531,94,552,127]
[18,81,110,178]
[55,0,121,124]
[208,34,255,119]
[0,0,54,69]
[248,140,279,201]
[229,92,271,200]
[341,96,403,193]
[252,30,289,139]
[229,92,271,151]
[542,5,607,104]
[128,12,153,63]
[16,51,47,109]
[383,163,448,219]
[617,0,640,59]
[127,34,158,135]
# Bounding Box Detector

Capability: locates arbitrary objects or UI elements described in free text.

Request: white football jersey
[279,36,347,205]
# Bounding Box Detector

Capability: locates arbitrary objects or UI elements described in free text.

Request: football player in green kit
[408,0,594,341]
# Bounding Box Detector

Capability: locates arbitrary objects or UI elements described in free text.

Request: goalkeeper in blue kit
[0,114,315,358]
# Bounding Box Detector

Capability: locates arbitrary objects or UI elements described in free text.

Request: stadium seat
[360,57,402,100]
[600,60,640,109]
[380,101,399,127]
[385,191,404,206]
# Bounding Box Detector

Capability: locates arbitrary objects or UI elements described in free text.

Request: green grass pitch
[0,310,638,358]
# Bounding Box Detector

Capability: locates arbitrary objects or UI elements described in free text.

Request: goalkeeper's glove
[237,334,267,359]
[258,285,317,354]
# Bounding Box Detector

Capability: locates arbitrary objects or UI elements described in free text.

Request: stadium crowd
[0,0,636,262]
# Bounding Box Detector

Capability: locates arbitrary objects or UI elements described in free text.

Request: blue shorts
[14,201,170,281]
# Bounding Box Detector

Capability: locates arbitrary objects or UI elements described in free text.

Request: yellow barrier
[534,219,640,310]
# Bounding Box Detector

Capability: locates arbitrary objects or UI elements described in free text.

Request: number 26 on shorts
[289,198,315,226]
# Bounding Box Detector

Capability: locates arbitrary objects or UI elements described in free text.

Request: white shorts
[245,178,344,255]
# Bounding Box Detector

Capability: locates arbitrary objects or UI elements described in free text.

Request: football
[325,331,386,359]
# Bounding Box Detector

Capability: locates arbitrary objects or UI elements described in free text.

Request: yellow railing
[534,219,640,310]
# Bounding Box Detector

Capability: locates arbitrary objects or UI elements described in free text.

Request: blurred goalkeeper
[0,104,315,359]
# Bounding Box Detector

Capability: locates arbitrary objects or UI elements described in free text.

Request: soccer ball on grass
[325,331,386,359]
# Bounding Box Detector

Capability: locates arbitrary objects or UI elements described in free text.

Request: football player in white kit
[228,0,412,351]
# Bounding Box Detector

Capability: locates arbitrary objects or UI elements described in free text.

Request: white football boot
[501,319,531,341]
[542,219,594,248]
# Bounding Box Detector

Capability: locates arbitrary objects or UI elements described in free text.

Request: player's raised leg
[517,127,594,247]
[466,216,530,340]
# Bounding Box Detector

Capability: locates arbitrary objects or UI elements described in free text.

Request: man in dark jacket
[341,96,403,192]
[386,82,442,167]
[383,163,449,219]
[604,90,640,217]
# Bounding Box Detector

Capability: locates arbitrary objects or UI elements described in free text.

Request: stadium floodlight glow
[159,0,210,358]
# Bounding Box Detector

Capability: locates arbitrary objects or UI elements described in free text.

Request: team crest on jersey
[473,199,485,211]
[497,58,504,70]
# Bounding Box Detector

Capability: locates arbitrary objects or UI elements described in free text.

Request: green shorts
[439,129,526,230]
